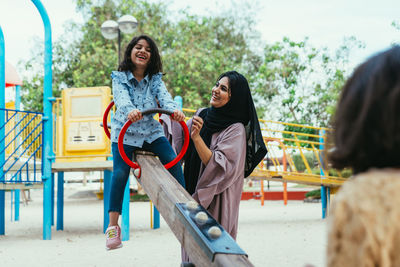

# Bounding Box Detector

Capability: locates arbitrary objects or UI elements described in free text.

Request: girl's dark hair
[329,46,400,174]
[118,34,162,77]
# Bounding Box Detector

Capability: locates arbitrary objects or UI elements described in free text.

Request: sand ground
[0,183,326,267]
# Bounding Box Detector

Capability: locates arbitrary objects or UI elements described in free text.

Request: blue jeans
[108,137,185,213]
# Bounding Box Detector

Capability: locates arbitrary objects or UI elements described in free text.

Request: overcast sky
[1,0,399,75]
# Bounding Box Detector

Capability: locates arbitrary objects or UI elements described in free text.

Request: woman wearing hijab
[184,70,267,237]
[163,70,267,241]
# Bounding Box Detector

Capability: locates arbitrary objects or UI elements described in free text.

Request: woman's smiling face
[210,76,231,108]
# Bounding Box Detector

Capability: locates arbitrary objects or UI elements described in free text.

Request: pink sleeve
[160,114,187,154]
[192,123,246,209]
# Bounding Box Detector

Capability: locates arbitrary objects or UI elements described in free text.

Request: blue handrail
[0,109,43,184]
[0,112,36,150]
[2,126,43,176]
[0,24,6,236]
[0,112,29,131]
[7,145,42,183]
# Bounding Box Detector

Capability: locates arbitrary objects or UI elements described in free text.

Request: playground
[2,1,399,267]
[0,183,326,267]
[0,1,340,266]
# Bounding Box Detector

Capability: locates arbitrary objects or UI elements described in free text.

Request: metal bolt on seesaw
[102,101,189,178]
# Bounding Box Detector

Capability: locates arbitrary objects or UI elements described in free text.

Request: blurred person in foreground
[327,45,400,267]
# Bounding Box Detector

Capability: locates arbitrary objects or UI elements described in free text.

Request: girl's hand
[127,109,143,123]
[191,115,203,141]
[172,110,185,122]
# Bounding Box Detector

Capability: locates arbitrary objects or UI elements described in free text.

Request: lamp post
[101,15,138,65]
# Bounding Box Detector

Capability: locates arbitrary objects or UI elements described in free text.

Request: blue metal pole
[14,185,19,221]
[14,85,21,221]
[10,191,14,221]
[121,177,130,241]
[56,171,64,230]
[103,170,111,233]
[153,206,160,229]
[31,0,53,240]
[319,129,327,219]
[0,26,6,235]
[15,85,21,110]
[51,173,54,226]
[174,95,183,110]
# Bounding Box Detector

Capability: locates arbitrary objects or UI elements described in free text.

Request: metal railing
[256,119,347,186]
[1,108,43,184]
[182,107,347,186]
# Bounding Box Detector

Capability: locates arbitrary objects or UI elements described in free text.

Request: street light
[101,15,138,65]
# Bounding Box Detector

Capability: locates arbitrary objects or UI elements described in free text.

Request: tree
[309,36,364,126]
[20,0,362,128]
[255,36,364,127]
[161,11,261,108]
[19,0,261,112]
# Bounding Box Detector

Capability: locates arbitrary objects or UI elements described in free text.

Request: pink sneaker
[105,225,122,250]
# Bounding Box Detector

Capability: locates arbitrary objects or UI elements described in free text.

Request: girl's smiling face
[131,39,151,69]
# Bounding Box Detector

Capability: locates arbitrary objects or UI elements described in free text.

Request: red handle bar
[103,101,189,170]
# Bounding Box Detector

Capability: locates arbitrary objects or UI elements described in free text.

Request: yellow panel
[5,101,15,109]
[4,103,15,156]
[57,86,112,162]
[70,96,102,118]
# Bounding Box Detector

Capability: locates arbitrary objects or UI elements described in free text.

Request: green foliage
[305,189,320,199]
[19,0,362,127]
[291,151,352,178]
[20,0,261,112]
[19,39,64,112]
[282,123,318,149]
[129,193,149,202]
[256,36,364,127]
[326,168,352,178]
[291,152,319,172]
[310,166,352,178]
[161,11,260,108]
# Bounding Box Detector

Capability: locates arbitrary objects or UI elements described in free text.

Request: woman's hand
[191,115,204,141]
[127,109,143,123]
[172,110,185,122]
[191,115,212,165]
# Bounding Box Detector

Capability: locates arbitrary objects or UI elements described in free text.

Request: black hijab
[184,71,267,195]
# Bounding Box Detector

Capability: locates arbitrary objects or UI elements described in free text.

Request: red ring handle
[117,108,189,170]
[103,101,114,139]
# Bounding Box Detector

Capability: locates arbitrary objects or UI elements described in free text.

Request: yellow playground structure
[54,86,112,162]
[53,87,348,193]
[254,119,347,185]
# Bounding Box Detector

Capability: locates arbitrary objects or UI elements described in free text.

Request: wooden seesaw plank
[136,153,254,267]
